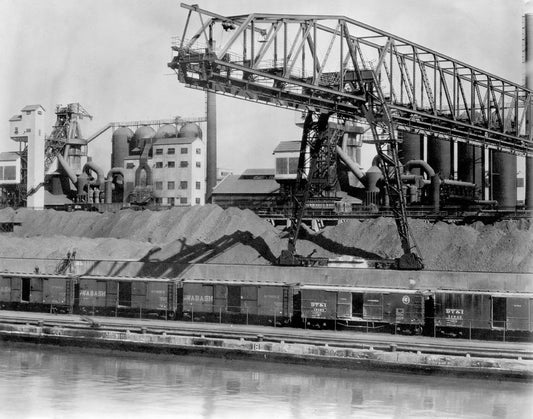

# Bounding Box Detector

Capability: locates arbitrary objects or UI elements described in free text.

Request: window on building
[25,111,31,115]
[195,198,201,204]
[2,166,16,180]
[126,162,135,169]
[155,197,162,204]
[180,197,188,204]
[25,128,31,133]
[155,148,163,155]
[155,162,163,168]
[168,181,175,190]
[167,161,175,168]
[195,181,201,190]
[276,157,288,175]
[181,147,188,154]
[180,161,189,168]
[288,157,299,174]
[167,148,175,155]
[180,181,188,189]
[168,197,175,206]
[195,161,201,168]
[155,181,163,190]
[13,127,18,134]
[195,148,201,154]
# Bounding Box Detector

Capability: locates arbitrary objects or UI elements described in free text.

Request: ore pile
[316,217,533,272]
[0,206,335,265]
[0,206,531,272]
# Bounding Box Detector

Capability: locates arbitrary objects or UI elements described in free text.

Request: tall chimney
[525,2,533,208]
[206,91,217,202]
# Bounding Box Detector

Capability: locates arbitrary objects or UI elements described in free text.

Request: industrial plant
[0,3,532,405]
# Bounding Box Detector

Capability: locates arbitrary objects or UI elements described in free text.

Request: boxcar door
[336,292,352,319]
[118,281,132,307]
[351,292,364,319]
[363,293,383,321]
[227,285,241,313]
[506,298,529,331]
[21,277,31,302]
[492,297,506,329]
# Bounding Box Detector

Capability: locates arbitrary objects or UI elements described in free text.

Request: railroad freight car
[180,279,294,326]
[434,290,533,341]
[300,285,426,333]
[0,273,74,313]
[77,276,178,319]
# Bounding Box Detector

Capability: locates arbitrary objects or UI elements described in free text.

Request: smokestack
[525,2,533,208]
[206,91,217,203]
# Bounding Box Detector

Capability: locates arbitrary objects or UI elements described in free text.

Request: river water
[0,342,531,419]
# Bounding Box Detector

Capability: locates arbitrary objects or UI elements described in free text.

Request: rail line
[1,311,531,361]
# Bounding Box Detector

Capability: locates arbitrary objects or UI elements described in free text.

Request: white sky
[0,0,525,174]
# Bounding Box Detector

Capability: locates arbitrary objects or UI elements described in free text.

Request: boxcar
[180,279,294,326]
[300,285,426,333]
[434,290,533,340]
[77,276,177,319]
[0,273,74,312]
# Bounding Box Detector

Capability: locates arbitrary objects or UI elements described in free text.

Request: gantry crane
[169,3,533,270]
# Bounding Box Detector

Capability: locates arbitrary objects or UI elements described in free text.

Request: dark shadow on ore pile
[0,206,531,273]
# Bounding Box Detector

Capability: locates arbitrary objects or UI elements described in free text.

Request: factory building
[212,168,279,208]
[118,123,206,206]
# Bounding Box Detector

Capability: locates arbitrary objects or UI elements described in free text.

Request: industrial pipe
[57,154,78,185]
[82,161,105,188]
[404,160,442,210]
[403,160,435,178]
[335,145,366,186]
[440,179,476,188]
[431,175,441,212]
[105,168,128,204]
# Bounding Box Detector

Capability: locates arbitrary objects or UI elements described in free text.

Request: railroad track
[1,312,532,361]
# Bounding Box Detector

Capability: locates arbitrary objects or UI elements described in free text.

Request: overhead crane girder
[168,3,532,270]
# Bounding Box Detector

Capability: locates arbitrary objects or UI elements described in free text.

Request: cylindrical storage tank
[457,143,483,198]
[490,150,517,210]
[112,127,134,168]
[131,126,156,155]
[427,136,452,179]
[399,132,423,176]
[178,123,203,139]
[154,124,178,139]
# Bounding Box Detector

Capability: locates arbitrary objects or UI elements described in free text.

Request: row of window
[275,157,299,175]
[154,181,202,191]
[154,197,202,205]
[155,147,202,155]
[126,161,201,169]
[154,161,201,169]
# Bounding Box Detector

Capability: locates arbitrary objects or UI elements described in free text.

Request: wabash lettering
[80,290,106,298]
[184,295,213,303]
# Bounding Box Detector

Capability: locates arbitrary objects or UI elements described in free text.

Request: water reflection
[0,342,531,419]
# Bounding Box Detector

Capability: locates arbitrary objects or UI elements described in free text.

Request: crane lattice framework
[169,3,533,269]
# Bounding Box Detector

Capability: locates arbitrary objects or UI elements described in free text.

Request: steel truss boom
[168,4,531,269]
[170,3,532,156]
